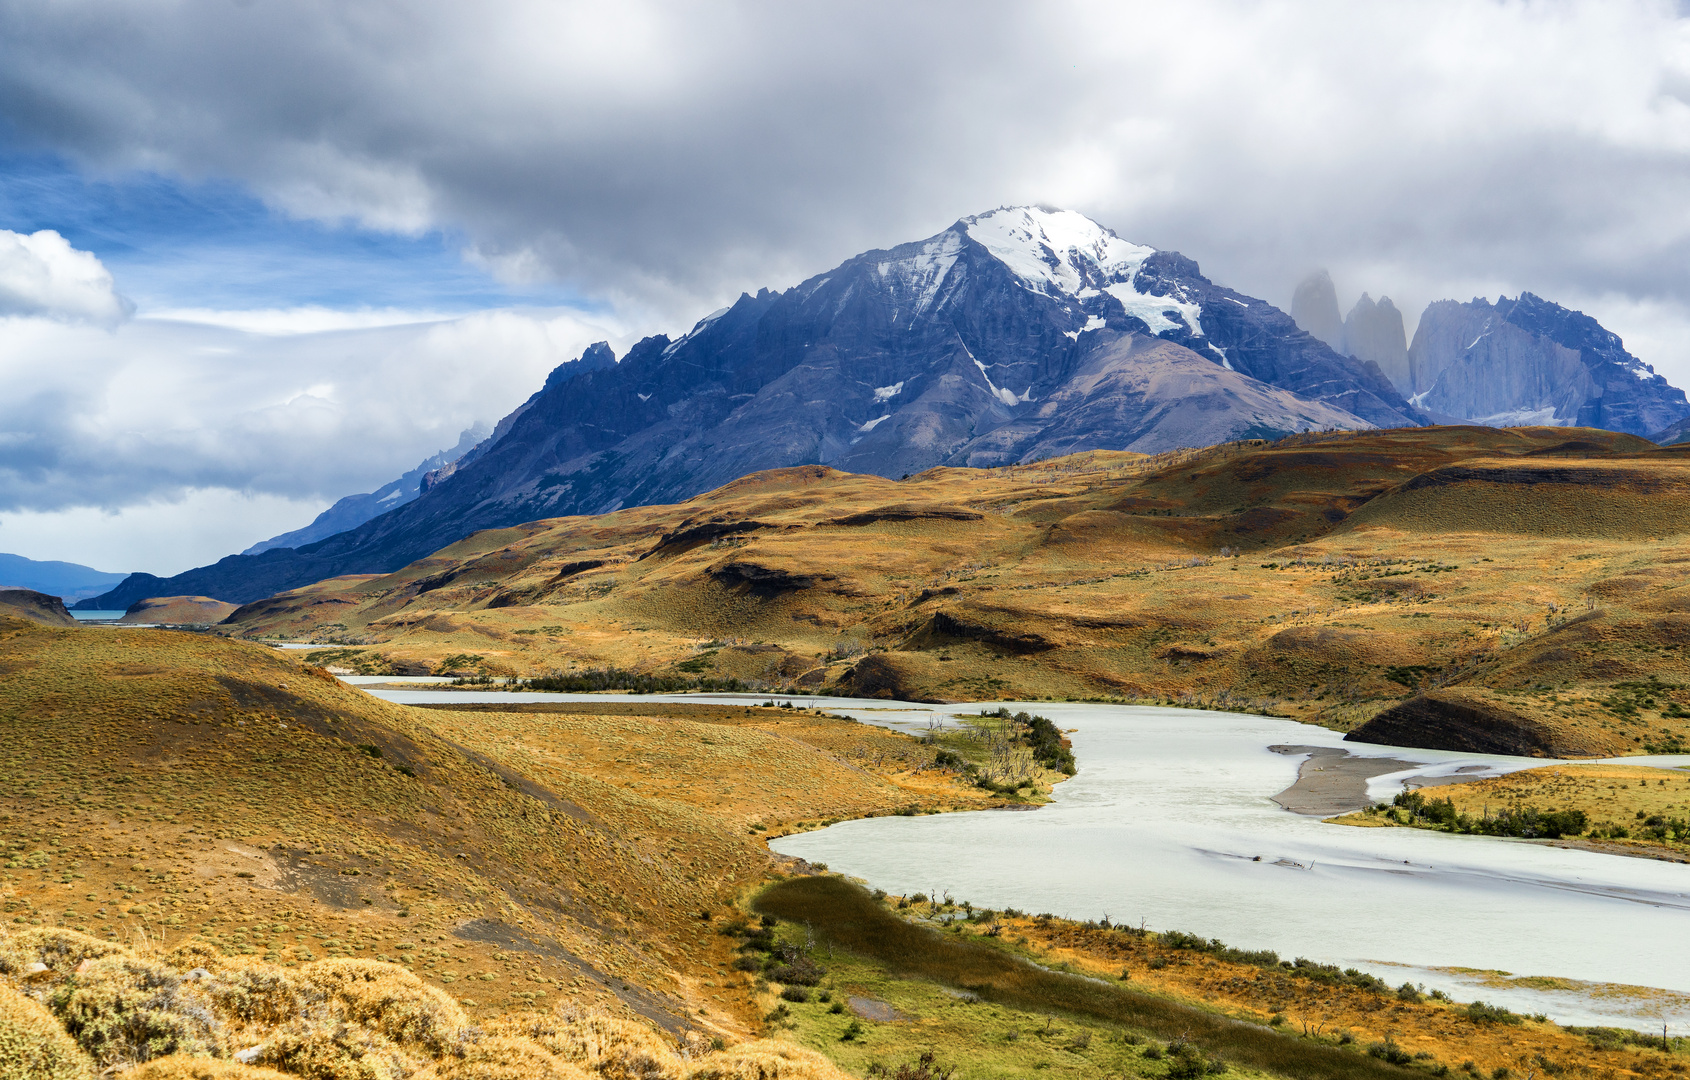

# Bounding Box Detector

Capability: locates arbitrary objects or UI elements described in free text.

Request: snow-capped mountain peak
[962,206,1204,339]
[961,206,1154,297]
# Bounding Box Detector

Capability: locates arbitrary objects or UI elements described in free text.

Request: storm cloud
[1,2,1686,329]
[3,1,1690,570]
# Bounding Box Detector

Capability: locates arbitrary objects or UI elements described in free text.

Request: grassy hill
[224,426,1690,757]
[0,615,1009,1075]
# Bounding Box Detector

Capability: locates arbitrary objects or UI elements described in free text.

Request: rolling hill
[219,425,1690,758]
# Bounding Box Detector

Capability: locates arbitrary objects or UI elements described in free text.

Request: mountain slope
[85,207,1419,609]
[0,553,127,602]
[214,425,1690,758]
[1408,293,1690,435]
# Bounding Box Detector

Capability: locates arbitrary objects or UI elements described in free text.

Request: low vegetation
[0,927,847,1080]
[1332,763,1690,858]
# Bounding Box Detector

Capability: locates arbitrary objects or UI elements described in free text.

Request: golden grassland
[1331,763,1690,861]
[0,616,998,1050]
[3,612,1687,1079]
[220,426,1690,758]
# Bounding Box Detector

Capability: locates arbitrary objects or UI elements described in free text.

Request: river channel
[367,689,1690,1029]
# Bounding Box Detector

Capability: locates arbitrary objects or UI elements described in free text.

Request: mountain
[1290,270,1344,351]
[1652,415,1690,445]
[0,552,128,602]
[242,424,489,555]
[82,206,1422,610]
[1407,293,1690,436]
[1342,294,1411,394]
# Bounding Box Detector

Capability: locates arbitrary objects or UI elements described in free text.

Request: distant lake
[70,610,125,621]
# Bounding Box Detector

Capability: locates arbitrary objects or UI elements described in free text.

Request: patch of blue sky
[0,151,591,315]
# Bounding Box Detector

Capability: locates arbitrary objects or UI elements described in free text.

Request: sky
[2,0,1690,575]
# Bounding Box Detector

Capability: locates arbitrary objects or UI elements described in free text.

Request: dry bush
[682,1040,848,1080]
[129,1055,296,1080]
[208,960,305,1026]
[486,1006,680,1080]
[252,1019,414,1080]
[422,1033,592,1080]
[0,982,93,1080]
[297,959,468,1055]
[46,955,221,1068]
[165,941,228,974]
[5,927,133,977]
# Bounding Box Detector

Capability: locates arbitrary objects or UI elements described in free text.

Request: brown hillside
[222,427,1690,756]
[0,617,989,1049]
[121,596,241,625]
[0,588,77,627]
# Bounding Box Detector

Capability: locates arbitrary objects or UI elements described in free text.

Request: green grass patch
[754,877,1405,1080]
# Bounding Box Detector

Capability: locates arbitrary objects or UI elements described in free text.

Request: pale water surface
[367,690,1690,1028]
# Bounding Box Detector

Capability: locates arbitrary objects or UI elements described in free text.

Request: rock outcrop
[1407,294,1690,437]
[1291,270,1344,351]
[1342,293,1411,395]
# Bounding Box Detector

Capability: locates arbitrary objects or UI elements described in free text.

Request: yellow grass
[223,427,1690,758]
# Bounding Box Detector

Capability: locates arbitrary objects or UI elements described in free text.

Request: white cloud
[147,306,459,335]
[0,229,132,325]
[4,1,1690,377]
[0,489,329,577]
[0,306,622,523]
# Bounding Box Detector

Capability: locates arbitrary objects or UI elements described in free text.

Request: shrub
[780,987,810,1003]
[840,1019,863,1042]
[1396,982,1422,1003]
[1367,1037,1413,1065]
[0,982,93,1080]
[731,957,760,973]
[297,958,467,1054]
[1166,1042,1208,1078]
[254,1018,411,1080]
[47,956,219,1067]
[767,957,827,986]
[428,1034,581,1080]
[1465,1001,1522,1026]
[207,961,303,1025]
[829,1002,845,1014]
[10,927,131,976]
[128,1055,295,1079]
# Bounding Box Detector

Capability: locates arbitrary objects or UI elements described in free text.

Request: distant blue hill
[0,553,129,602]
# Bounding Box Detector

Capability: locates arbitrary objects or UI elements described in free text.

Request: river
[367,689,1690,1029]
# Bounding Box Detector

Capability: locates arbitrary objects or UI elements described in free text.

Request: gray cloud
[2,1,1680,343]
[0,307,616,514]
[3,0,1690,566]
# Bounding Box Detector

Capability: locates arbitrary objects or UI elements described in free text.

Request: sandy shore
[1268,745,1421,816]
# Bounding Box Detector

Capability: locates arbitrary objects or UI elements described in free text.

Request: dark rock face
[1346,692,1555,756]
[84,207,1423,608]
[1407,294,1690,437]
[1342,294,1411,395]
[1291,270,1343,351]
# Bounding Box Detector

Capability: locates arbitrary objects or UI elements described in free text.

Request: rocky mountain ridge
[1291,271,1690,438]
[83,207,1420,609]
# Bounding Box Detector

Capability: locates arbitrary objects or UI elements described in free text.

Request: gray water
[366,689,1690,1028]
